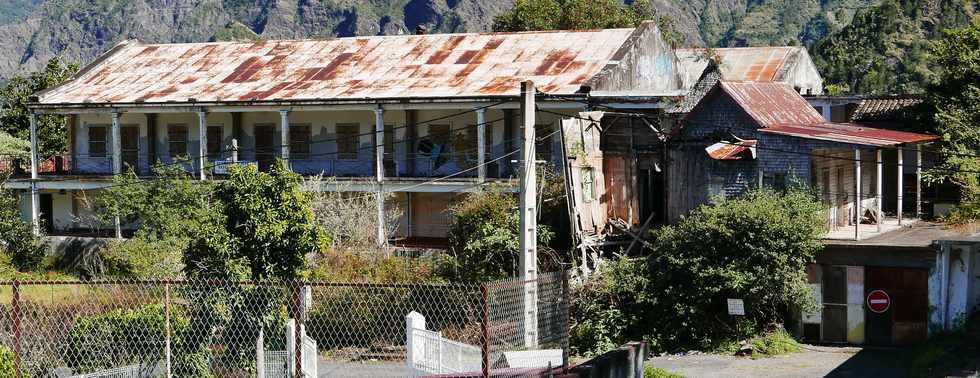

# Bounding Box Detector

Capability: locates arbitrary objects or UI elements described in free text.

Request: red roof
[705,140,756,160]
[37,28,637,104]
[760,123,939,147]
[720,81,826,127]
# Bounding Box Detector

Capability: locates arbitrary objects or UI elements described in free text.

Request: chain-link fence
[0,271,569,378]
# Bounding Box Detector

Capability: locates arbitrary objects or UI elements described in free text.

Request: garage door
[865,267,929,345]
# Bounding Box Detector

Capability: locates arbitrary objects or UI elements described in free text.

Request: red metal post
[295,285,303,378]
[481,285,490,378]
[12,280,21,378]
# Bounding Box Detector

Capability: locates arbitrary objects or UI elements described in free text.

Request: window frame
[290,124,312,159]
[336,123,360,160]
[207,125,223,160]
[87,125,108,158]
[167,124,189,159]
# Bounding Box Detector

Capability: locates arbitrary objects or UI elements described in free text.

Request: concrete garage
[800,223,978,346]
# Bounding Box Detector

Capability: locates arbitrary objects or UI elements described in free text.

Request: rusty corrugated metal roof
[851,96,925,122]
[705,139,756,160]
[37,28,637,105]
[676,47,802,88]
[720,81,826,127]
[760,123,939,147]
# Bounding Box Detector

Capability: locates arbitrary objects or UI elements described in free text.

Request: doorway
[254,125,275,171]
[39,193,53,234]
[121,126,139,173]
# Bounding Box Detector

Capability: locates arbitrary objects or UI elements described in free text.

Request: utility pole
[519,81,538,348]
[28,113,39,235]
[375,107,387,249]
[111,112,122,239]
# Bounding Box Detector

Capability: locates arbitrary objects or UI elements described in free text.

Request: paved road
[648,345,911,378]
[317,360,408,377]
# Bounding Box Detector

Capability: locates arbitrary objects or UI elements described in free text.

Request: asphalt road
[647,345,912,378]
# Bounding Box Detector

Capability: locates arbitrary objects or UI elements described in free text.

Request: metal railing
[0,272,570,378]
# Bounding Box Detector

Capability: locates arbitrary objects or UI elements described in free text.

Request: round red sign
[867,290,891,313]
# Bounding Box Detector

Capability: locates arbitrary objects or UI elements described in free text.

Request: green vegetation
[644,366,685,378]
[571,188,823,355]
[746,328,800,358]
[0,131,28,158]
[0,171,46,271]
[923,18,980,223]
[211,21,260,42]
[0,345,17,378]
[0,57,77,158]
[62,305,189,373]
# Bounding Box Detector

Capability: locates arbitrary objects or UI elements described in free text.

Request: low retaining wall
[557,341,648,378]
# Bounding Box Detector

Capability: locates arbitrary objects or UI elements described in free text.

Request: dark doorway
[822,265,848,343]
[121,126,139,173]
[639,168,666,224]
[39,193,53,234]
[254,125,275,171]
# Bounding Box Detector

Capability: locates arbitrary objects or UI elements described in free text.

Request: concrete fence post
[406,311,426,375]
[256,327,265,378]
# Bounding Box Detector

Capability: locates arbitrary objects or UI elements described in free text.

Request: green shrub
[307,248,444,283]
[748,328,800,358]
[0,345,17,378]
[62,305,189,373]
[0,172,48,272]
[571,188,824,355]
[100,238,184,279]
[644,366,684,378]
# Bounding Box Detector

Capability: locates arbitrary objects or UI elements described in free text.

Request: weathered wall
[588,21,682,94]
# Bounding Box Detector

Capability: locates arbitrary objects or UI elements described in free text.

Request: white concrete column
[519,81,538,348]
[112,112,123,238]
[876,149,883,233]
[916,145,922,219]
[197,110,207,180]
[854,149,861,241]
[898,147,904,225]
[279,109,290,168]
[28,113,39,234]
[822,105,832,122]
[374,107,386,248]
[476,107,487,183]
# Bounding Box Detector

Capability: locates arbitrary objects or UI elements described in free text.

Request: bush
[0,345,17,378]
[645,366,684,378]
[307,248,444,283]
[0,172,48,271]
[447,187,554,283]
[748,327,800,358]
[62,305,189,373]
[571,188,824,355]
[100,238,184,279]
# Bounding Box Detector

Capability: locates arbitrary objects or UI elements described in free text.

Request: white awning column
[374,107,387,248]
[876,149,883,233]
[854,149,862,241]
[476,107,487,183]
[112,112,123,238]
[28,113,39,234]
[898,147,904,225]
[197,110,208,180]
[279,110,290,168]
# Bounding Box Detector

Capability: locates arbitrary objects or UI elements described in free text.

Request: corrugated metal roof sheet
[705,139,756,160]
[676,47,801,89]
[760,123,939,147]
[720,81,826,127]
[851,97,925,122]
[37,28,637,105]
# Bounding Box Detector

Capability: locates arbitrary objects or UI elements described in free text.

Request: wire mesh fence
[0,271,569,378]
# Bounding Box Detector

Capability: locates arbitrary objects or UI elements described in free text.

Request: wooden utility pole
[519,81,538,348]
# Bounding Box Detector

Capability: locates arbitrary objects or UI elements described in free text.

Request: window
[336,123,359,160]
[207,126,223,159]
[581,167,595,202]
[88,126,107,157]
[168,124,188,158]
[709,176,726,197]
[384,124,394,158]
[290,124,311,159]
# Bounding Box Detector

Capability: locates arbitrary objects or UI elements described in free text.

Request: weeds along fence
[0,271,570,378]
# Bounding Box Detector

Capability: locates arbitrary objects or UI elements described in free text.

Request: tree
[492,0,684,47]
[0,57,78,158]
[0,171,46,271]
[571,188,824,354]
[446,187,554,282]
[924,19,980,222]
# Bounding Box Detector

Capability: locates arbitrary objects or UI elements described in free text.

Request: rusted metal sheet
[761,124,939,147]
[850,97,924,122]
[37,29,636,105]
[721,81,827,127]
[704,139,756,160]
[677,47,794,84]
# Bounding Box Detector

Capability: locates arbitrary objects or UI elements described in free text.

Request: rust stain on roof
[38,29,635,104]
[676,47,801,88]
[760,123,939,147]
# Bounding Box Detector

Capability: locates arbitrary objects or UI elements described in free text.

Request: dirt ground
[647,345,916,378]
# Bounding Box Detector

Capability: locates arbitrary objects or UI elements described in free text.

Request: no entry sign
[867,289,891,313]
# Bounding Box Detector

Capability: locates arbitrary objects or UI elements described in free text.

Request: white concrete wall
[931,241,980,333]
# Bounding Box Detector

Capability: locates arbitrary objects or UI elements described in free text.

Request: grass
[748,328,801,358]
[644,366,685,378]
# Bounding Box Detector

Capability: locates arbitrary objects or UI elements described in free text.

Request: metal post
[231,139,239,164]
[481,285,490,378]
[164,283,172,378]
[12,280,21,378]
[916,145,922,219]
[375,107,387,248]
[28,114,39,234]
[197,110,208,180]
[876,149,883,233]
[561,270,570,372]
[279,110,290,168]
[476,107,487,183]
[112,112,122,238]
[519,81,538,348]
[898,147,904,225]
[854,149,861,241]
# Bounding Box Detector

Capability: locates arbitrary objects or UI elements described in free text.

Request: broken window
[581,167,595,203]
[336,123,359,160]
[88,125,107,157]
[168,124,188,158]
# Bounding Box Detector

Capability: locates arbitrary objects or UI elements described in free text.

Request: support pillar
[28,113,39,234]
[146,113,157,167]
[112,112,122,238]
[375,107,386,248]
[197,110,207,180]
[279,110,290,168]
[519,81,538,348]
[476,107,487,183]
[898,147,904,225]
[876,149,883,233]
[854,149,861,241]
[916,145,922,219]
